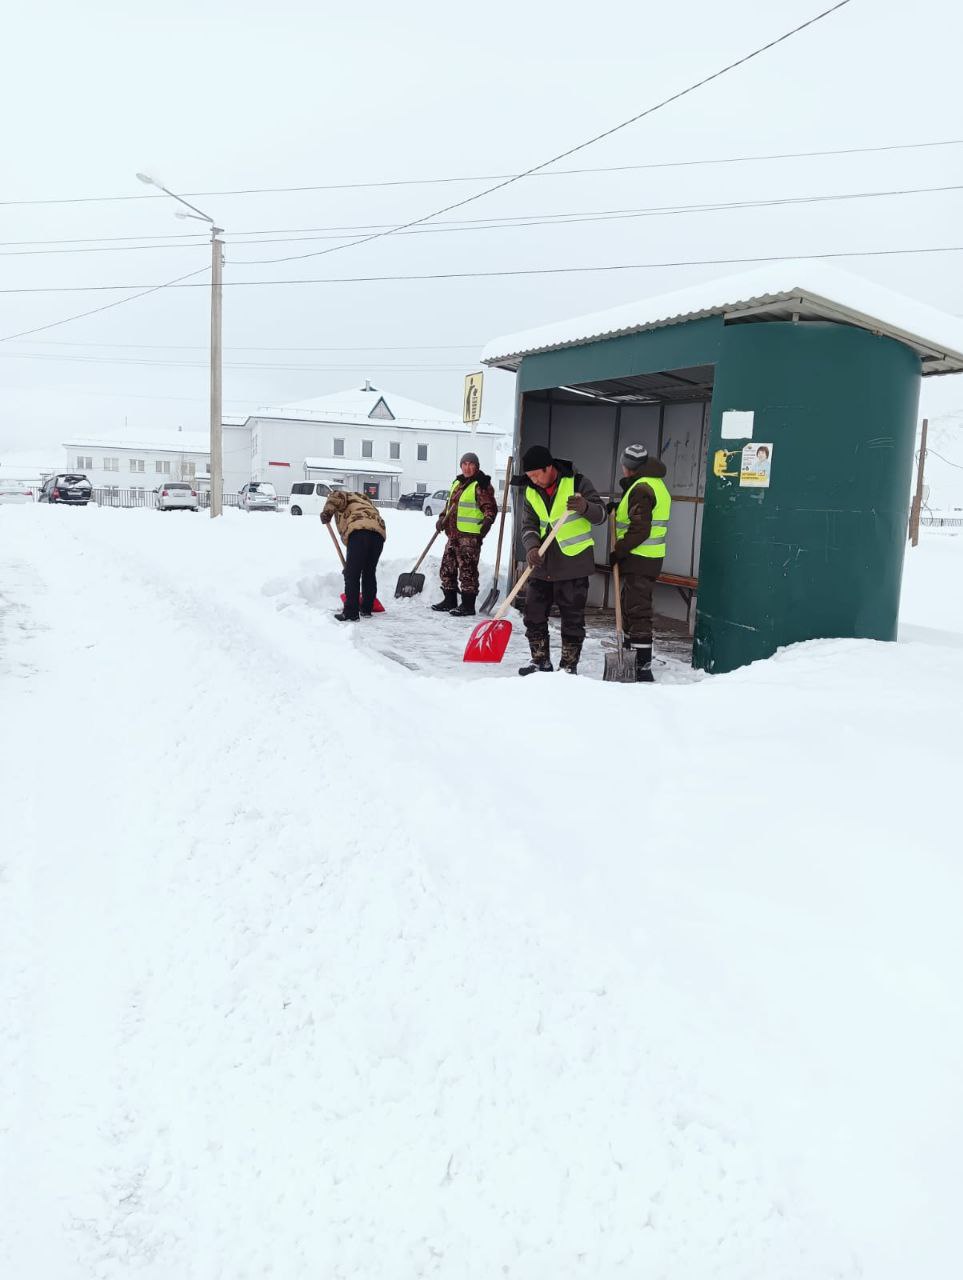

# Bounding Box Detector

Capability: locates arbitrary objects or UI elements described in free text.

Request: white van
[288,481,335,516]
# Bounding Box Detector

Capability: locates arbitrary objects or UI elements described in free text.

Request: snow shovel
[479,456,513,616]
[604,515,637,682]
[326,522,386,613]
[394,527,443,598]
[463,511,572,664]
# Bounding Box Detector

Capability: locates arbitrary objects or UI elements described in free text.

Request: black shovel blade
[394,571,426,599]
[603,649,638,682]
[479,585,500,616]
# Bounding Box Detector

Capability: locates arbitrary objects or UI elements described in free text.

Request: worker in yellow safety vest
[609,443,672,682]
[430,452,498,617]
[516,444,606,676]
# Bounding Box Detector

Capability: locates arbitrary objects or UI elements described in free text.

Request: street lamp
[137,172,224,518]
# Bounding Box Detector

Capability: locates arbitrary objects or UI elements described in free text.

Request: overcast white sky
[2,0,962,455]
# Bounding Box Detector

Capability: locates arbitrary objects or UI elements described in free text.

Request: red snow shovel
[326,522,386,613]
[463,512,572,664]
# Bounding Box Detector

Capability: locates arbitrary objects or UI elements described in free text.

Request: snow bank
[2,506,961,1279]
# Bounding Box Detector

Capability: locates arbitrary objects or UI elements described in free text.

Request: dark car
[397,491,428,510]
[38,473,93,505]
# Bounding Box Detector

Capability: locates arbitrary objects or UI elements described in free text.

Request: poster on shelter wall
[740,443,773,488]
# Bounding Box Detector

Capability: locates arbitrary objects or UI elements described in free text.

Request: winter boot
[518,632,553,676]
[450,593,477,617]
[634,644,655,683]
[431,589,458,612]
[559,639,582,675]
[334,610,359,622]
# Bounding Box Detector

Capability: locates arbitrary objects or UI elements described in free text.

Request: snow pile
[2,506,962,1279]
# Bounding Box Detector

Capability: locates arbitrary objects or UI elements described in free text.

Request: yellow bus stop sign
[463,372,484,427]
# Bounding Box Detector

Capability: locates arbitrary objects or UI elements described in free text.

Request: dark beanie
[621,443,648,472]
[459,451,480,467]
[522,444,554,471]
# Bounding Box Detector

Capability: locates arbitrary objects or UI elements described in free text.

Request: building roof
[482,260,963,376]
[249,383,502,434]
[303,456,403,475]
[63,431,211,454]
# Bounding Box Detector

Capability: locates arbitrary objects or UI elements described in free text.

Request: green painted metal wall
[518,316,723,392]
[693,321,921,674]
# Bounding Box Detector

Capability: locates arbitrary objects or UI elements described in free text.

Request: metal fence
[921,515,963,528]
[92,488,290,510]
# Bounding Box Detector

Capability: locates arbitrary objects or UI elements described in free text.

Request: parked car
[397,491,427,511]
[0,479,36,505]
[239,481,279,512]
[155,481,199,512]
[422,488,451,519]
[288,480,335,516]
[38,473,93,506]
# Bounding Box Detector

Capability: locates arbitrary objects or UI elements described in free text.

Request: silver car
[156,481,199,511]
[239,481,279,512]
[0,479,37,505]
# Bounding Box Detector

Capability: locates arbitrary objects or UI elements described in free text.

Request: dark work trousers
[524,576,589,645]
[343,529,384,618]
[620,564,659,647]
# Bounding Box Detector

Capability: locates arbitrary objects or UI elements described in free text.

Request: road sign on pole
[463,372,484,431]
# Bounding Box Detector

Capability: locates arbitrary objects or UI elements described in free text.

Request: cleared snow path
[2,507,962,1279]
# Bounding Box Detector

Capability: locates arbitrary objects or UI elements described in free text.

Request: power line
[927,448,963,471]
[0,351,469,372]
[1,134,956,209]
[242,1,857,268]
[4,180,962,255]
[2,244,963,295]
[10,340,483,351]
[0,266,209,344]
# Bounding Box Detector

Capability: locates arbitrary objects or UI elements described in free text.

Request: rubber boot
[431,589,458,612]
[634,644,655,683]
[450,592,477,617]
[518,631,553,676]
[559,639,582,675]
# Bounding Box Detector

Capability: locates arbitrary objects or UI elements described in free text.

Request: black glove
[609,544,628,567]
[605,499,617,515]
[526,546,542,569]
[567,493,588,516]
[320,511,333,525]
[435,517,445,532]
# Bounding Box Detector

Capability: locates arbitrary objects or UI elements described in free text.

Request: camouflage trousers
[440,534,481,594]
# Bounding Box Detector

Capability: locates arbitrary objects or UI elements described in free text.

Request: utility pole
[909,417,928,547]
[210,226,224,518]
[135,172,225,518]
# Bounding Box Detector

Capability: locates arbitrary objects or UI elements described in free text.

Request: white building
[245,382,503,504]
[60,424,252,497]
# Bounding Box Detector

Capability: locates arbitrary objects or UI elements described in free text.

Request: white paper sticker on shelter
[721,409,755,440]
[740,443,773,488]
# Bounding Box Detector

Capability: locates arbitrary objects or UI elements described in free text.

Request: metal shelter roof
[482,260,963,376]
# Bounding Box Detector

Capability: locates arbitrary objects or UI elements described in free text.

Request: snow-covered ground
[2,504,961,1279]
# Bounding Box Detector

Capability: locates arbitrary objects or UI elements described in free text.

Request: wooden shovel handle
[610,512,625,646]
[490,456,513,583]
[410,527,443,575]
[491,510,573,622]
[326,520,346,566]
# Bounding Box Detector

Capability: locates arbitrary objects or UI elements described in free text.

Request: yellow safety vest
[449,479,484,534]
[616,476,671,558]
[525,475,595,556]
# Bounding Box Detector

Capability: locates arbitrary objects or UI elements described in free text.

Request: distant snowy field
[2,504,961,1280]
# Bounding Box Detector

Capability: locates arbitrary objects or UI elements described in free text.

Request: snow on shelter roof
[482,261,963,376]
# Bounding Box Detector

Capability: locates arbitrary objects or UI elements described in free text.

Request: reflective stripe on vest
[450,479,484,534]
[525,475,595,556]
[615,476,672,558]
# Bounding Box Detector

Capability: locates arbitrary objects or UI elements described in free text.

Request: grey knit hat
[621,443,648,472]
[460,451,480,467]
